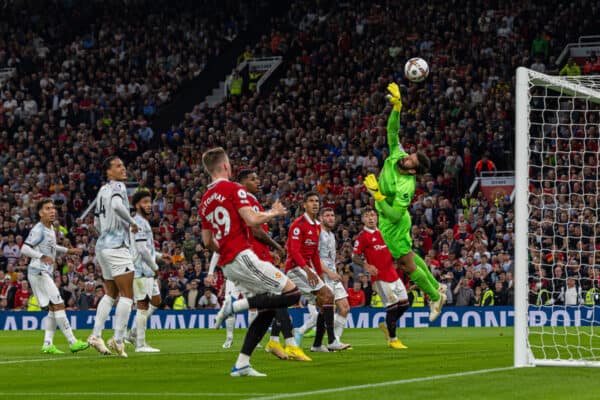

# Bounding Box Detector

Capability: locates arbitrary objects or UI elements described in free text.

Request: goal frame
[514,67,600,368]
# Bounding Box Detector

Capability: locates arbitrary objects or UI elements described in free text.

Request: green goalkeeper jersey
[375,109,415,257]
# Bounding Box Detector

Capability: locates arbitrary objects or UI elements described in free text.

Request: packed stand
[0,0,590,310]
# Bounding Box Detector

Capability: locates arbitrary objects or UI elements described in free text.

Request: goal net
[515,67,600,367]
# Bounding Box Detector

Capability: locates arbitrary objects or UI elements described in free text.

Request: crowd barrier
[2,306,598,331]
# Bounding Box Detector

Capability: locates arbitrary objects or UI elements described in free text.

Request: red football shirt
[346,288,366,307]
[199,179,252,266]
[353,227,399,283]
[284,214,322,274]
[246,193,273,263]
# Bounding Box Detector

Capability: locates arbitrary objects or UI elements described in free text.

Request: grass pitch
[0,327,598,399]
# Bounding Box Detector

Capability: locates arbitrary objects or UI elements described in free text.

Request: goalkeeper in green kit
[364,82,447,322]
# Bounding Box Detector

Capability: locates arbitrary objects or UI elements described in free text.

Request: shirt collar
[303,213,318,225]
[363,227,377,234]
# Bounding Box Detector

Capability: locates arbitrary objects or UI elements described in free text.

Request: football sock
[225,316,235,340]
[409,268,440,301]
[312,312,326,347]
[386,301,410,339]
[114,297,133,342]
[247,289,301,310]
[413,253,439,289]
[232,298,249,313]
[135,309,149,348]
[298,303,318,334]
[239,309,276,360]
[92,295,115,338]
[248,308,258,326]
[275,308,294,339]
[54,309,76,345]
[323,305,336,345]
[43,311,56,347]
[334,314,347,341]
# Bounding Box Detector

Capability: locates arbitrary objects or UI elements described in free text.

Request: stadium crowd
[1,0,598,311]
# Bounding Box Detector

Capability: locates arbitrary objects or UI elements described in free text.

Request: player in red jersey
[352,206,410,350]
[215,170,310,361]
[199,147,302,377]
[285,191,350,352]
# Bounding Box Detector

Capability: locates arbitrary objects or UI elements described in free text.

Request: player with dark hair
[285,192,350,352]
[363,83,446,322]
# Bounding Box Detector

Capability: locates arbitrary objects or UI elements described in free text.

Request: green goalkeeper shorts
[378,212,413,259]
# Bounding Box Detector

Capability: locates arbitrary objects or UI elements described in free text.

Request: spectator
[454,278,475,306]
[358,273,373,306]
[347,281,366,308]
[559,278,583,306]
[184,280,202,309]
[475,153,497,176]
[531,32,550,60]
[198,288,219,309]
[559,58,582,76]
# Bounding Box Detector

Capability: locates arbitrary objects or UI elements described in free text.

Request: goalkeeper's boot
[285,345,312,361]
[214,296,235,329]
[230,364,267,377]
[304,327,316,338]
[428,291,447,322]
[41,344,65,355]
[438,283,448,295]
[379,322,390,341]
[69,339,89,353]
[107,337,128,358]
[388,338,408,350]
[265,340,289,360]
[87,335,112,355]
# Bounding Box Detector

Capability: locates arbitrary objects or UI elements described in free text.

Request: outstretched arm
[386,83,403,157]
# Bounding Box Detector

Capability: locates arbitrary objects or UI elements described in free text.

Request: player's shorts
[133,277,160,302]
[374,278,408,307]
[324,276,348,301]
[378,211,413,258]
[287,266,326,302]
[223,249,288,297]
[225,279,243,299]
[96,247,135,280]
[28,272,63,307]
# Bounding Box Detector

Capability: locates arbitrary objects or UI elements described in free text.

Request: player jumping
[363,83,446,322]
[200,147,302,377]
[88,156,138,357]
[21,199,88,354]
[352,206,410,349]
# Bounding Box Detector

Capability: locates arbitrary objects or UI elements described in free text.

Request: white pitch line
[0,393,269,398]
[244,366,515,400]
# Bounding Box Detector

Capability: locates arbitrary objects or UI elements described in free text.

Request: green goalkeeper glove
[364,174,386,202]
[387,82,402,112]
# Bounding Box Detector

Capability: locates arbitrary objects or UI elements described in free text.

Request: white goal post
[515,67,600,367]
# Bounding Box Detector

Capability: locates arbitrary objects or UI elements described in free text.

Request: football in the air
[404,57,429,83]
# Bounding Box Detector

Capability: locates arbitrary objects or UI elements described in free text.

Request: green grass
[1,327,599,400]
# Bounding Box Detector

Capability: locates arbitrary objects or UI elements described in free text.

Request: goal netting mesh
[516,68,600,367]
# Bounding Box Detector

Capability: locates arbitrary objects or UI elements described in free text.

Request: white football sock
[269,336,280,343]
[248,309,258,326]
[135,309,149,348]
[232,298,249,313]
[54,309,77,345]
[92,295,115,338]
[225,316,234,339]
[235,353,250,369]
[298,304,318,334]
[114,297,133,342]
[334,314,347,341]
[43,311,56,347]
[285,337,296,346]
